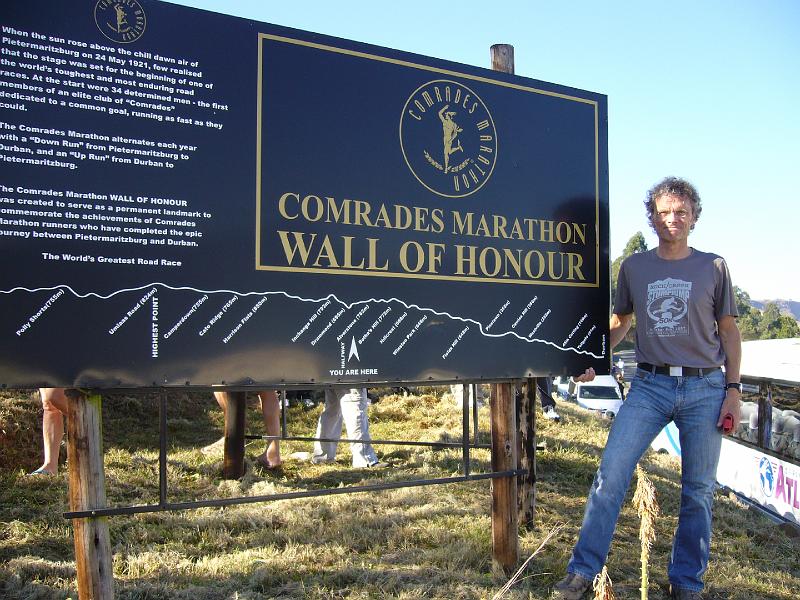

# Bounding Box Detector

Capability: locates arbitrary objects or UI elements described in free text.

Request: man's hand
[572,367,596,383]
[716,314,742,435]
[717,389,741,435]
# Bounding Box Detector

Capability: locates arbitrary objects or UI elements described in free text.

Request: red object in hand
[721,413,735,434]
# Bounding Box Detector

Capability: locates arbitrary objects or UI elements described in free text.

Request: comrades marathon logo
[400,80,497,198]
[95,0,146,44]
[646,277,691,337]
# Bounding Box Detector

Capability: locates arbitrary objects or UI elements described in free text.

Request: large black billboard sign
[0,0,609,387]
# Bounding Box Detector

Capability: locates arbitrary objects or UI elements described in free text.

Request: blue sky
[170,0,800,301]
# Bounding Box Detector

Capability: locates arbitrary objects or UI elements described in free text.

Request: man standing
[554,177,742,599]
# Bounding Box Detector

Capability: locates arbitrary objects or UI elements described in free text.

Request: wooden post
[516,379,537,529]
[65,388,114,600]
[490,382,518,572]
[221,391,247,479]
[488,43,520,572]
[490,43,514,74]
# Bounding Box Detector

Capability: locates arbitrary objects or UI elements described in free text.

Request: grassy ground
[1,388,798,599]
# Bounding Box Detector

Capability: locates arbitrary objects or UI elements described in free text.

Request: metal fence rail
[63,382,519,520]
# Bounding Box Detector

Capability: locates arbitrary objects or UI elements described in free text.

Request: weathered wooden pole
[490,43,514,74]
[488,43,522,570]
[490,381,519,572]
[65,388,114,600]
[221,391,247,479]
[516,379,537,529]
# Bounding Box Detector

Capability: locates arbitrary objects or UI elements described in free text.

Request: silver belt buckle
[669,366,683,376]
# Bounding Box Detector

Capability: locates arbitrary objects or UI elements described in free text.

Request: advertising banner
[716,438,800,526]
[0,0,609,387]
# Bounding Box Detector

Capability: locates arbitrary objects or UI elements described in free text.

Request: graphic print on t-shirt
[646,278,691,337]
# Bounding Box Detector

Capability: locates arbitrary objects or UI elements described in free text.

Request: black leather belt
[637,363,721,377]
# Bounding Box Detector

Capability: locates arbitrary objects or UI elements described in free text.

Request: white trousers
[312,388,378,467]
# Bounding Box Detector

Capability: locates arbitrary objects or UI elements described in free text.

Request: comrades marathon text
[265,191,593,285]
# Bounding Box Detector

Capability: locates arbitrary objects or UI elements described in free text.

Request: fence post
[488,43,520,572]
[491,43,514,74]
[65,388,114,600]
[490,382,519,572]
[757,381,773,449]
[517,379,537,529]
[220,391,247,479]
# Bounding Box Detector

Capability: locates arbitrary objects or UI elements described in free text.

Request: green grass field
[1,388,798,599]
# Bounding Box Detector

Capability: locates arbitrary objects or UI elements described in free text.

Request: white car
[575,375,624,419]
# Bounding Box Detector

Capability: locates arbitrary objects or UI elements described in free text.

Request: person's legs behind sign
[537,377,561,422]
[207,390,282,468]
[312,387,386,468]
[255,390,282,469]
[514,379,560,422]
[30,387,68,475]
[311,388,343,464]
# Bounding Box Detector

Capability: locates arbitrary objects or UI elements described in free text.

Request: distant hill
[751,299,800,321]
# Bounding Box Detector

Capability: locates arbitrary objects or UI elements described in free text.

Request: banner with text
[0,0,610,387]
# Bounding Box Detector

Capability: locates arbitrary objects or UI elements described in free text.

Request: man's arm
[609,312,633,349]
[717,314,742,431]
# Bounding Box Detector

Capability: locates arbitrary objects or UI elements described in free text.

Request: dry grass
[633,465,660,599]
[592,566,616,600]
[1,389,798,599]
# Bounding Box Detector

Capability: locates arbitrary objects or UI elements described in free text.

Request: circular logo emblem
[95,0,146,44]
[646,295,688,331]
[758,457,775,497]
[400,80,497,198]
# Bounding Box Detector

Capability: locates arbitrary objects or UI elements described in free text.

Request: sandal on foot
[27,467,53,476]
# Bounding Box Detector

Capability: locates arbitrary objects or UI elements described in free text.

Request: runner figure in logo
[95,0,146,44]
[646,277,691,336]
[400,79,497,198]
[438,105,463,173]
[110,5,130,34]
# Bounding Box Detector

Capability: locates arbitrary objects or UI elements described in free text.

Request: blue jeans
[567,368,725,592]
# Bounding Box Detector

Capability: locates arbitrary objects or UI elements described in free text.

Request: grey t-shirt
[614,248,738,368]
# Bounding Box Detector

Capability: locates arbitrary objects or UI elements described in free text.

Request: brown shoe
[553,572,592,599]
